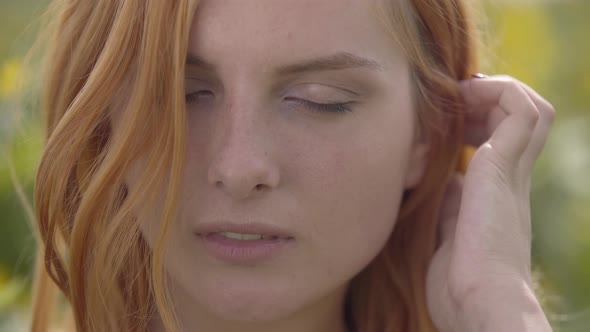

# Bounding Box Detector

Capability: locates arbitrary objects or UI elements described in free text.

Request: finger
[436,173,464,247]
[518,84,556,172]
[460,77,540,166]
[463,103,507,147]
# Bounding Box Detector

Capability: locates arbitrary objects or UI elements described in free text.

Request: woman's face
[125,0,429,327]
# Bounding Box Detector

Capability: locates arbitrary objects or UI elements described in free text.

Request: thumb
[436,173,464,247]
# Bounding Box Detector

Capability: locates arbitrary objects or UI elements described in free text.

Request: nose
[206,101,280,200]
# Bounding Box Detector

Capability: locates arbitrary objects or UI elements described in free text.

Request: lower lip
[198,233,293,263]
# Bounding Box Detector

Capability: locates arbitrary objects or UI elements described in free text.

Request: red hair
[30,0,477,331]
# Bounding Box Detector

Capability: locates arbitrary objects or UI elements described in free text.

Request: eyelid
[284,97,354,113]
[184,78,222,94]
[282,83,359,102]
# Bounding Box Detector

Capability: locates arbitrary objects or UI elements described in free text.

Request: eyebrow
[276,52,385,75]
[186,53,215,71]
[185,51,385,75]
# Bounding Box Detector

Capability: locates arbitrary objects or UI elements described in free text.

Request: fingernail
[472,73,489,79]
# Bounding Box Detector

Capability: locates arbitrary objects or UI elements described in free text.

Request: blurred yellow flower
[0,58,23,98]
[492,4,555,87]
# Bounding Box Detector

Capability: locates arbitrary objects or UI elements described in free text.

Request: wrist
[457,280,553,332]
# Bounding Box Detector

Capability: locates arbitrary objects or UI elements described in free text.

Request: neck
[147,281,351,332]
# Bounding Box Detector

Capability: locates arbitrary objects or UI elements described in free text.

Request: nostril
[255,184,265,191]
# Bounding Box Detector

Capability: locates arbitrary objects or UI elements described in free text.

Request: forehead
[188,0,402,72]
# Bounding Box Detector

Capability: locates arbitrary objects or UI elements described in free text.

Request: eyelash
[185,92,353,114]
[185,91,211,104]
[284,97,353,113]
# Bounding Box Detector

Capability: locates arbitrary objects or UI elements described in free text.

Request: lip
[194,221,295,239]
[195,221,295,264]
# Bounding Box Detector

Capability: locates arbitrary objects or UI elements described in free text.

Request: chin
[199,284,303,322]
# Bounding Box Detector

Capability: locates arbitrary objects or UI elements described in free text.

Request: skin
[426,77,555,332]
[122,0,429,331]
[117,1,556,331]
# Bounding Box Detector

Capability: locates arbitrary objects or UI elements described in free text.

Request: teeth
[219,232,278,240]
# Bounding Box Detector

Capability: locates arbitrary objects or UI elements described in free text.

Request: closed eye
[185,90,214,104]
[284,97,354,113]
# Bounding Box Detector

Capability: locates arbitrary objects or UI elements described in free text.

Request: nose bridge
[215,90,265,155]
[207,91,279,199]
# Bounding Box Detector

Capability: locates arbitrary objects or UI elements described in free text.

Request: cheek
[298,114,412,224]
[294,123,412,274]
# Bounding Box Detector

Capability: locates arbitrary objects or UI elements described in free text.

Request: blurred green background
[0,0,589,331]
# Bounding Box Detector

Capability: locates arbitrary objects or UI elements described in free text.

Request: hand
[425,75,556,332]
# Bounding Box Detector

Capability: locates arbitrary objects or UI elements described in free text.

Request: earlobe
[403,142,430,190]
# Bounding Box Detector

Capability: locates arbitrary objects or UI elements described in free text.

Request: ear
[403,135,430,190]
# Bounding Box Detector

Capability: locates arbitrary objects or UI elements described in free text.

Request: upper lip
[195,221,294,239]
